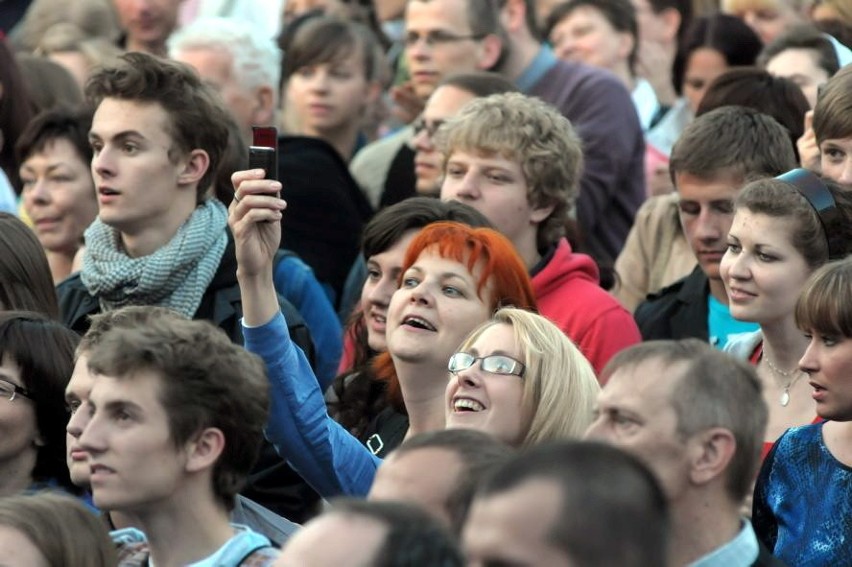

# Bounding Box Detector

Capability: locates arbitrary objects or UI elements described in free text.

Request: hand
[229,169,286,278]
[798,111,821,173]
[390,82,424,125]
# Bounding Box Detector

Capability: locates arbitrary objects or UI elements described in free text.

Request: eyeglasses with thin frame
[404,30,486,48]
[448,352,526,378]
[412,116,447,139]
[0,378,33,402]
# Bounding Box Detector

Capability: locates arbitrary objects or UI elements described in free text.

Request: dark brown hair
[0,213,59,318]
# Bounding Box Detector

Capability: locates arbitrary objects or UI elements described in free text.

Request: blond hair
[457,307,600,447]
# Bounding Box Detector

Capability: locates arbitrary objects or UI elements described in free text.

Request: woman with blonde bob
[0,492,116,566]
[447,307,599,447]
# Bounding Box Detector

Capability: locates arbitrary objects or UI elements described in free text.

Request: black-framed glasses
[404,31,486,48]
[448,352,526,378]
[0,378,33,402]
[412,116,447,139]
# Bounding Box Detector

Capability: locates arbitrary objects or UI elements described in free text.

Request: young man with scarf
[56,52,319,523]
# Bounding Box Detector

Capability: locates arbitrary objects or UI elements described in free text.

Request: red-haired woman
[230,169,537,497]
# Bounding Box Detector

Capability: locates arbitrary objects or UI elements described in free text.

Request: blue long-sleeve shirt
[243,312,380,497]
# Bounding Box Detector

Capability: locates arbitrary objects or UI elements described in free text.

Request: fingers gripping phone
[249,126,278,181]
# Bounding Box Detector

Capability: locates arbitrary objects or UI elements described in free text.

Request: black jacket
[277,136,374,309]
[634,265,710,342]
[57,231,321,522]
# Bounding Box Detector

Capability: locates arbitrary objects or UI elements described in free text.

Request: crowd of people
[0,0,851,565]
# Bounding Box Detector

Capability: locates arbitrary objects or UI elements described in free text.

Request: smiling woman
[722,172,852,458]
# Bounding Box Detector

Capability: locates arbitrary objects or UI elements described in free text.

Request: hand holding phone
[249,126,278,181]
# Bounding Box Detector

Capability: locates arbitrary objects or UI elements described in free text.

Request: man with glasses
[350,0,502,209]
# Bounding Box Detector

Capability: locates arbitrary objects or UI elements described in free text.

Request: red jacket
[532,239,641,380]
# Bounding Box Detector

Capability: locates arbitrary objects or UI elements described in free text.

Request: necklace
[763,355,805,407]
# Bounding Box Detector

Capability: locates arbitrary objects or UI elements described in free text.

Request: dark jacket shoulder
[634,265,709,341]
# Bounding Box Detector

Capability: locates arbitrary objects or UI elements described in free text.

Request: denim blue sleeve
[273,254,343,390]
[243,312,380,498]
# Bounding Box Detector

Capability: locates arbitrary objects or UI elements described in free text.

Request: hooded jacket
[532,238,641,377]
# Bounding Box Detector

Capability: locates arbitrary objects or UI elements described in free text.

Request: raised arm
[230,170,381,497]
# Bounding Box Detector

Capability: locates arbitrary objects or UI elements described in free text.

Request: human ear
[185,427,226,473]
[177,149,210,187]
[688,427,736,486]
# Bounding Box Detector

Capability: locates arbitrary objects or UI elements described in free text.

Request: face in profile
[20,138,98,257]
[445,322,530,446]
[360,230,419,352]
[798,332,852,421]
[65,354,97,487]
[719,209,812,325]
[386,248,492,368]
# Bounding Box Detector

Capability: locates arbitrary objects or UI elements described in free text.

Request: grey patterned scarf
[81,199,229,317]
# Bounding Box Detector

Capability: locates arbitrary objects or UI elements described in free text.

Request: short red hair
[374,221,537,410]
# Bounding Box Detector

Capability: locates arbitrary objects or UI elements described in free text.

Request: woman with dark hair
[16,106,97,283]
[0,311,79,496]
[697,67,810,160]
[646,14,762,194]
[753,256,852,566]
[332,197,491,453]
[0,213,60,318]
[722,171,852,459]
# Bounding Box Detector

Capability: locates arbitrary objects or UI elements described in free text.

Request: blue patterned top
[753,422,852,566]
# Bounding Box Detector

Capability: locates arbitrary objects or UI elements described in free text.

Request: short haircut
[456,308,600,446]
[15,105,93,167]
[757,24,840,77]
[735,175,852,269]
[672,14,762,95]
[796,257,852,338]
[281,15,383,85]
[85,315,270,510]
[438,71,519,98]
[393,429,514,533]
[435,92,584,250]
[670,106,797,183]
[0,311,79,491]
[545,0,639,74]
[0,40,35,191]
[362,197,492,259]
[696,68,810,157]
[0,213,59,319]
[0,492,116,566]
[455,0,504,39]
[168,17,281,98]
[474,441,668,567]
[77,305,181,358]
[85,52,231,199]
[601,339,767,501]
[813,65,852,144]
[16,53,83,113]
[328,499,465,566]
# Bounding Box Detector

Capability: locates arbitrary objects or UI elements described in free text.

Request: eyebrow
[88,130,147,143]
